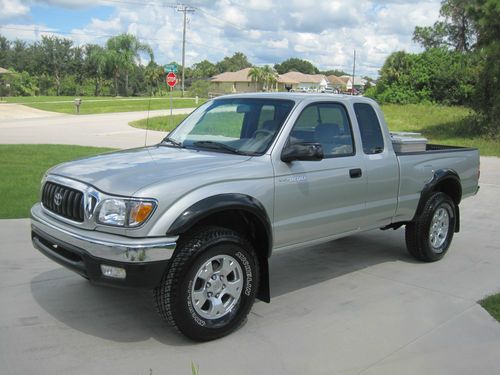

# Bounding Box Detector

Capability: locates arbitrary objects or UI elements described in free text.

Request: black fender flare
[166,193,272,302]
[414,169,462,232]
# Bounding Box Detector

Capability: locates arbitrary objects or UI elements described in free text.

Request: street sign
[166,72,177,87]
[163,63,178,73]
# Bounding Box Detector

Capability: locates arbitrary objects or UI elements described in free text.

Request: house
[279,72,328,92]
[210,68,260,94]
[209,68,348,94]
[326,75,345,90]
[340,75,367,91]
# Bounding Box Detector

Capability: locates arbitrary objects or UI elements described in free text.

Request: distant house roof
[280,71,327,84]
[340,75,366,86]
[326,75,345,85]
[210,68,253,83]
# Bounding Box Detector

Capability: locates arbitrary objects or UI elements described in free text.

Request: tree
[467,0,500,136]
[144,61,164,95]
[39,36,74,96]
[216,52,251,73]
[247,66,263,90]
[261,65,278,91]
[190,59,217,79]
[321,69,349,77]
[84,44,107,96]
[274,58,319,74]
[106,33,153,96]
[413,0,477,52]
[247,65,278,91]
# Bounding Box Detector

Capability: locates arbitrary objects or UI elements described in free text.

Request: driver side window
[290,103,355,157]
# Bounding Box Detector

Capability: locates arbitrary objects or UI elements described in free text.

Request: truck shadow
[30,228,415,345]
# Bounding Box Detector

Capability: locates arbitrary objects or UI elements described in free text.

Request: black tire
[153,226,259,341]
[405,192,456,262]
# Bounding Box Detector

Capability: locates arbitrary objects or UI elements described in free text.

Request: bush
[188,80,210,98]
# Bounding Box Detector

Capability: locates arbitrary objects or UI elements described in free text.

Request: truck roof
[213,92,377,105]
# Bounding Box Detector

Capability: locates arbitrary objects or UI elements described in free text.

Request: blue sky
[0,0,442,77]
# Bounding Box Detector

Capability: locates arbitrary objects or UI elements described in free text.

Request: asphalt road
[0,104,195,149]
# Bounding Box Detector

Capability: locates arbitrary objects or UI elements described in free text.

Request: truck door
[273,102,366,248]
[352,102,399,228]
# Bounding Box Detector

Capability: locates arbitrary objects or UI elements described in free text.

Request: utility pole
[351,49,356,96]
[177,4,195,97]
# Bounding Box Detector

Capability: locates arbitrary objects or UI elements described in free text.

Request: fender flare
[166,193,273,302]
[414,169,462,232]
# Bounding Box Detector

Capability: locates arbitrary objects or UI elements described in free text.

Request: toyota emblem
[54,192,63,206]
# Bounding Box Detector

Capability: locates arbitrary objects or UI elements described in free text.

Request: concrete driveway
[0,103,195,149]
[0,157,499,374]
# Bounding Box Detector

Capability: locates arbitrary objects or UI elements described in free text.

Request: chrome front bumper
[31,203,177,263]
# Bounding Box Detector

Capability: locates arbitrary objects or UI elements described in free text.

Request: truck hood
[49,145,251,196]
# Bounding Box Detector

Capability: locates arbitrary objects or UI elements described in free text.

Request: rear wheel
[154,226,259,341]
[405,192,456,262]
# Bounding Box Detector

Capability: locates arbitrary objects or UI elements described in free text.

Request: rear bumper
[31,203,178,288]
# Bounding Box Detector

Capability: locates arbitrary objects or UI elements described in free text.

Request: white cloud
[3,0,444,77]
[0,0,30,20]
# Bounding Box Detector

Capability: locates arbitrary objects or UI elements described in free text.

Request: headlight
[97,198,156,227]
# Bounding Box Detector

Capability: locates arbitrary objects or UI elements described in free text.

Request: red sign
[166,72,177,87]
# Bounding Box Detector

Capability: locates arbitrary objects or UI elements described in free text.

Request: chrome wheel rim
[429,207,450,252]
[191,254,244,320]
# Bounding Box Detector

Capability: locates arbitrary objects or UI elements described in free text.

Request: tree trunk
[125,71,129,97]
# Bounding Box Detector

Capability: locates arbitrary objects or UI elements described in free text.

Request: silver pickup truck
[31,93,479,341]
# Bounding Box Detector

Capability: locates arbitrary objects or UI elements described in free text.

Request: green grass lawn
[382,104,499,156]
[3,95,205,115]
[129,114,188,132]
[480,293,500,322]
[0,144,114,219]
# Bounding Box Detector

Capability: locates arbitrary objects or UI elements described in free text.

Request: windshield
[165,98,295,155]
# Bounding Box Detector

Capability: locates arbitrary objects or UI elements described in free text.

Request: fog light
[100,264,126,279]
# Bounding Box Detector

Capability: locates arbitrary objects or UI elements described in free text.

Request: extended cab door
[351,102,399,228]
[272,101,366,248]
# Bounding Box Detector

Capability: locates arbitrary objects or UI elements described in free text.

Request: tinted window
[354,103,384,154]
[290,103,355,157]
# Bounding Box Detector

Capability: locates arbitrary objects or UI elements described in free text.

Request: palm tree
[261,65,278,91]
[247,66,263,91]
[84,44,107,96]
[145,62,164,96]
[106,34,153,96]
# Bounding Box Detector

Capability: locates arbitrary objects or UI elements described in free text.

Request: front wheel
[154,226,259,341]
[405,192,456,262]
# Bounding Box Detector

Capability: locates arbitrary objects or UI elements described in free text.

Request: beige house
[327,75,345,90]
[210,68,261,94]
[210,69,327,94]
[280,72,328,92]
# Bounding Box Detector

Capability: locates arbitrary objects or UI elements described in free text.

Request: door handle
[349,168,362,178]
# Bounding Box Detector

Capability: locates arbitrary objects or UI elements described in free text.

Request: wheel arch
[414,169,462,232]
[166,194,272,303]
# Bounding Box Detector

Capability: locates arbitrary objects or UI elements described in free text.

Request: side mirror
[281,142,324,163]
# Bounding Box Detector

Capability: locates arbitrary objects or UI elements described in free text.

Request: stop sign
[166,72,177,87]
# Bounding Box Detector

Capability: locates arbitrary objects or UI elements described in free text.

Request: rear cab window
[354,103,385,154]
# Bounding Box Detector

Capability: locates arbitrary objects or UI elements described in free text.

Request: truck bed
[393,144,480,221]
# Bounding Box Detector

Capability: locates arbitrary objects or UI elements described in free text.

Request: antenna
[144,92,152,147]
[351,49,356,96]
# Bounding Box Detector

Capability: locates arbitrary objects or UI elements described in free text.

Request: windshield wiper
[192,141,248,155]
[161,136,183,148]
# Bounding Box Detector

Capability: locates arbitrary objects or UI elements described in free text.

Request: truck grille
[42,182,85,222]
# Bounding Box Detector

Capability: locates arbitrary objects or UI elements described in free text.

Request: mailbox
[74,98,82,114]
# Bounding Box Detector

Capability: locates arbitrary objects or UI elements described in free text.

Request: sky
[0,0,442,77]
